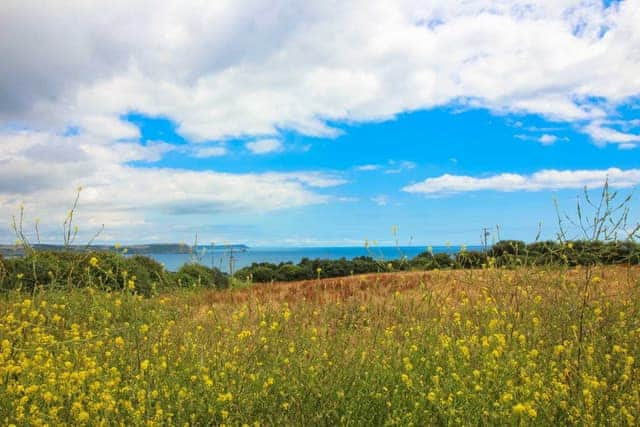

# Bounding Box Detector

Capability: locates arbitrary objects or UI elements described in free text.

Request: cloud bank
[403,168,640,194]
[1,0,639,144]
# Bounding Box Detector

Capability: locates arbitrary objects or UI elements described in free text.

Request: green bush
[312,258,351,278]
[410,251,454,269]
[234,263,277,283]
[488,240,640,268]
[276,263,313,281]
[346,256,384,274]
[455,250,487,269]
[605,241,640,264]
[489,240,526,257]
[0,251,171,295]
[523,241,562,265]
[174,263,229,289]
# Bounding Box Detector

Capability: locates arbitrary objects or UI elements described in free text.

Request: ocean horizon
[147,245,482,273]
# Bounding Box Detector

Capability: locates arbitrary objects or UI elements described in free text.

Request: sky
[1,0,639,247]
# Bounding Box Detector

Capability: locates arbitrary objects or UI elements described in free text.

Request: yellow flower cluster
[0,266,639,425]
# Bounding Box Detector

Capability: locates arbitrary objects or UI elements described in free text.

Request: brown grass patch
[182,265,640,313]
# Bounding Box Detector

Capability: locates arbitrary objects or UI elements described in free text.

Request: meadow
[1,263,639,425]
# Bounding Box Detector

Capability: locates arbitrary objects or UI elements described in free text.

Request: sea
[146,245,479,273]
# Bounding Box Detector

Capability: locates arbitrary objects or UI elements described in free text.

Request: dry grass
[190,265,640,308]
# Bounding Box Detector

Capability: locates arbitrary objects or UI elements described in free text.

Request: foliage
[234,256,391,283]
[454,250,487,269]
[276,263,313,282]
[231,240,640,283]
[0,251,230,295]
[172,262,229,289]
[0,251,162,295]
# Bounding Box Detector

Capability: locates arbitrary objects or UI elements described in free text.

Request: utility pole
[228,245,235,276]
[481,227,491,253]
[211,241,215,270]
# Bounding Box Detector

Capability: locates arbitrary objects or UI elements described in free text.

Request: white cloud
[371,194,388,206]
[191,145,228,158]
[385,160,417,174]
[0,130,344,241]
[403,168,640,194]
[1,0,639,144]
[245,139,283,154]
[355,164,381,171]
[516,132,568,145]
[539,134,558,145]
[584,121,640,147]
[274,172,348,188]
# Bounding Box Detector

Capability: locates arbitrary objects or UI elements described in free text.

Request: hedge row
[234,240,640,283]
[0,251,229,295]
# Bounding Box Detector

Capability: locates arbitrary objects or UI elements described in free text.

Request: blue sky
[119,104,639,246]
[1,0,639,246]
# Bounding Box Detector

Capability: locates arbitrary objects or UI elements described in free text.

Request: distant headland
[0,243,250,257]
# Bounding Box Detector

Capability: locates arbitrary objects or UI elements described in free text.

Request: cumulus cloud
[245,139,283,154]
[1,0,639,144]
[0,130,344,241]
[584,121,640,148]
[403,168,640,194]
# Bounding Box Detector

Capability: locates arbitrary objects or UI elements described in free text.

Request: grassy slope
[1,266,640,425]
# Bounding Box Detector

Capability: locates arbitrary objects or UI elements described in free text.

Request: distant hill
[0,243,249,257]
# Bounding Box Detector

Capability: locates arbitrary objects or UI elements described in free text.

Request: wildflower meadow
[1,263,639,425]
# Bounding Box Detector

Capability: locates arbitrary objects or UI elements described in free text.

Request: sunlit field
[1,265,639,425]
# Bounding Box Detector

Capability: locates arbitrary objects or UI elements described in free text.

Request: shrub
[524,241,562,265]
[276,263,313,281]
[0,250,171,295]
[349,256,384,274]
[490,240,526,256]
[128,255,166,283]
[174,263,229,289]
[3,251,95,291]
[315,258,352,278]
[234,263,278,283]
[433,252,454,268]
[455,250,487,269]
[606,241,640,264]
